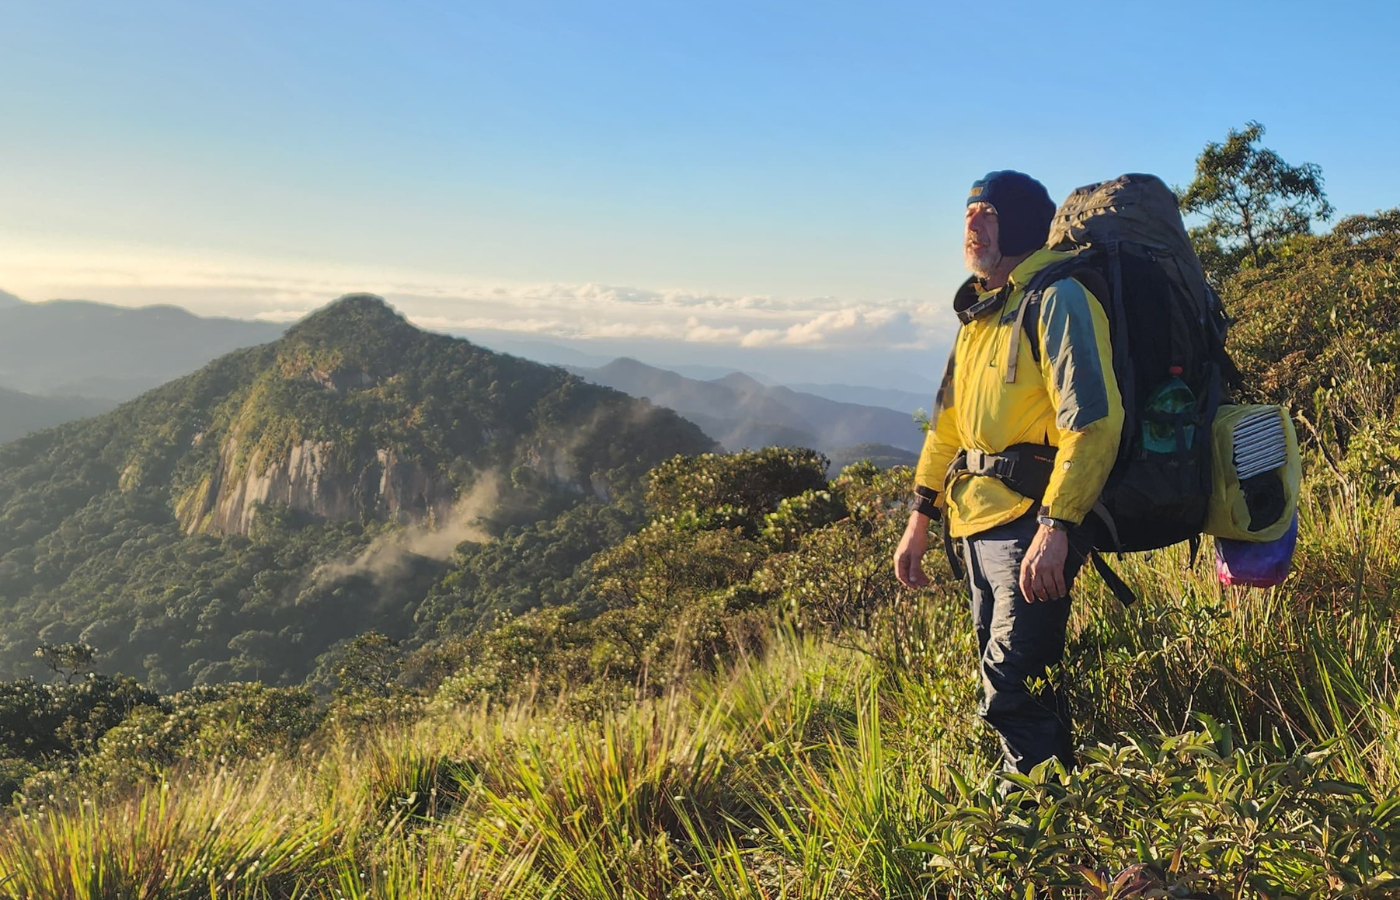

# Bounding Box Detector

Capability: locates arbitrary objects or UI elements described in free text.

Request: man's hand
[1020,524,1070,602]
[895,512,932,588]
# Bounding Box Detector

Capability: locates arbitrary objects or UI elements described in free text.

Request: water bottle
[1142,366,1195,453]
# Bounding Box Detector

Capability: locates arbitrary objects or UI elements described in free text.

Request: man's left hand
[1020,524,1070,602]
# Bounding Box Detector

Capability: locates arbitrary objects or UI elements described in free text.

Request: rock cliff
[179,436,455,535]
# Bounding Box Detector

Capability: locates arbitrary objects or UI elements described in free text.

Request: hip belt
[940,443,1137,605]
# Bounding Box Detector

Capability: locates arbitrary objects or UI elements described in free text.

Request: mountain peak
[0,288,24,308]
[294,293,407,329]
[280,295,418,358]
[713,371,766,393]
[599,357,663,375]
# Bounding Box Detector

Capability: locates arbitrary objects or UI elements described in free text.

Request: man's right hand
[895,511,932,588]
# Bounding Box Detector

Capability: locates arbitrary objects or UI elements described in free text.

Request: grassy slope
[2,480,1398,899]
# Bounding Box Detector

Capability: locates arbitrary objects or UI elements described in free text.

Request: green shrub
[75,683,323,791]
[646,447,829,534]
[910,726,1400,899]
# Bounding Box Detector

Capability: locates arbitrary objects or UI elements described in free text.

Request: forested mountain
[0,387,115,445]
[569,357,925,456]
[0,298,285,400]
[825,442,919,472]
[0,294,712,688]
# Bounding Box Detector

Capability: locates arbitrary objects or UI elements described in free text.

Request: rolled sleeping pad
[1205,404,1301,543]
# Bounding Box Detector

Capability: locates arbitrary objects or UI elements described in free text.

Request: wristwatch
[1036,514,1071,532]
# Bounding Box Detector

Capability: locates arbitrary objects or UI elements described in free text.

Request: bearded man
[894,170,1124,774]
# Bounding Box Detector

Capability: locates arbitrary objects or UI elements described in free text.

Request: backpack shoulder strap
[1016,261,1111,368]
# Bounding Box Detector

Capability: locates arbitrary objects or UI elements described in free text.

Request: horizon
[4,0,1399,390]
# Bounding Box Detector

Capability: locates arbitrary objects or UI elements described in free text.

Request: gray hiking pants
[962,511,1087,775]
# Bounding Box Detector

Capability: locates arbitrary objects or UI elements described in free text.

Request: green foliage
[645,446,829,534]
[415,496,646,636]
[1179,121,1334,280]
[74,683,323,792]
[0,673,157,764]
[432,606,591,707]
[1224,209,1400,494]
[911,728,1400,898]
[759,489,847,552]
[759,463,916,631]
[324,632,405,702]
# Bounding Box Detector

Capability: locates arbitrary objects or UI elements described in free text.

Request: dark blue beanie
[967,171,1056,256]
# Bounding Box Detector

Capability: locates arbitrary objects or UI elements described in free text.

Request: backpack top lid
[1047,173,1214,320]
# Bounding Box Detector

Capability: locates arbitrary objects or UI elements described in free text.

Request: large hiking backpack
[1020,174,1239,564]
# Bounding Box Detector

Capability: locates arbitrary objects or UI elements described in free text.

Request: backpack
[1019,174,1240,600]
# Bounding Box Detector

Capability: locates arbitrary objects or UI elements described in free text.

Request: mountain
[0,295,713,688]
[570,358,925,456]
[784,382,932,415]
[0,288,23,309]
[825,443,920,473]
[0,299,286,399]
[0,386,116,445]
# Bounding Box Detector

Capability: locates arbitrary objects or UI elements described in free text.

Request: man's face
[964,201,1001,279]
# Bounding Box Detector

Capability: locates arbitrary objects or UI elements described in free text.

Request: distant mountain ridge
[568,357,924,456]
[0,386,116,445]
[785,382,931,415]
[0,298,286,399]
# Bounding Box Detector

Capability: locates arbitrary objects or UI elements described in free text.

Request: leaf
[1310,780,1370,797]
[949,768,973,801]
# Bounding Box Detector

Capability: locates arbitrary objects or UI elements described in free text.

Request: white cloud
[0,239,956,353]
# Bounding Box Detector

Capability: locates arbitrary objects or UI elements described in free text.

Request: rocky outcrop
[179,435,454,535]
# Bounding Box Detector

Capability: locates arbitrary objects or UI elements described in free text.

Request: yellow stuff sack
[1205,404,1301,542]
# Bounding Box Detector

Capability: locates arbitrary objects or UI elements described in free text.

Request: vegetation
[1178,121,1334,281]
[0,132,1399,897]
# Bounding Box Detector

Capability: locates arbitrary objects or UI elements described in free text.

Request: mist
[313,473,501,587]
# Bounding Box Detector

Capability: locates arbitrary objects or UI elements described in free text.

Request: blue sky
[2,0,1397,387]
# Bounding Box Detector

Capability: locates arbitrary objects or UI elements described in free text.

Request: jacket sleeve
[1035,279,1123,524]
[913,344,961,513]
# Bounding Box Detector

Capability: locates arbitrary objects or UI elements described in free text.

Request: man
[894,170,1123,774]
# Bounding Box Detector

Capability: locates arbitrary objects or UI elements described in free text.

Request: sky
[2,0,1398,389]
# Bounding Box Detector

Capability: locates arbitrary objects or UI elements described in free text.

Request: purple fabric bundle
[1215,512,1298,588]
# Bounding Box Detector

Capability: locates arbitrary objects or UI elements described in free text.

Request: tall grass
[0,763,333,899]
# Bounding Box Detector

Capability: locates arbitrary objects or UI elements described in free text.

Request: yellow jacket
[915,249,1123,538]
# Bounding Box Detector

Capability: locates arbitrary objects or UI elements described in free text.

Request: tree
[34,642,96,685]
[331,631,404,701]
[1178,121,1333,279]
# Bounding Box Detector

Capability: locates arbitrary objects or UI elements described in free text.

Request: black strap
[1091,552,1137,606]
[954,278,1013,325]
[939,450,968,579]
[958,443,1057,504]
[942,517,965,581]
[909,485,940,520]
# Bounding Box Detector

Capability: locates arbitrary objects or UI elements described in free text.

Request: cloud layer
[0,242,958,357]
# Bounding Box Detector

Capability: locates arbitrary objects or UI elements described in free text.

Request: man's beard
[966,242,1002,281]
